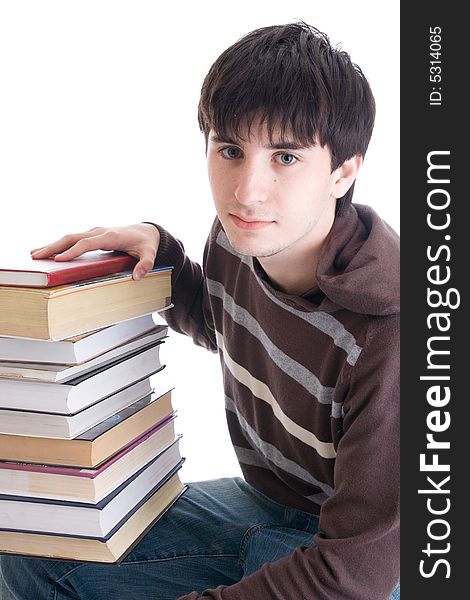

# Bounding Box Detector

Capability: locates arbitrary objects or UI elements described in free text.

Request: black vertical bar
[401,2,465,598]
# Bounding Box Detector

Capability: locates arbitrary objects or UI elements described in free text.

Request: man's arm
[151,222,218,352]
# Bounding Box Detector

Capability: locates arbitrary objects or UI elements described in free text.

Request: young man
[0,22,400,599]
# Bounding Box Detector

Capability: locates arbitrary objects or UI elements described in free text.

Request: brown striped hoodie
[155,203,400,600]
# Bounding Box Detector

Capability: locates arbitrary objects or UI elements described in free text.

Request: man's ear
[332,154,362,199]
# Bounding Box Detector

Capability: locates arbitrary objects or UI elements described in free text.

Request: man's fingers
[53,234,118,261]
[30,230,105,259]
[31,243,72,259]
[30,246,46,255]
[132,256,156,281]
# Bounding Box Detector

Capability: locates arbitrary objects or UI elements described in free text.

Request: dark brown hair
[198,22,376,214]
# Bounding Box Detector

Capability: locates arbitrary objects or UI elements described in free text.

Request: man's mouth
[229,214,275,230]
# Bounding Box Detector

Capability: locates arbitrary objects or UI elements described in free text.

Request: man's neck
[257,237,325,296]
[253,199,336,296]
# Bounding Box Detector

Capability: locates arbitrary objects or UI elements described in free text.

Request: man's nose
[234,162,270,205]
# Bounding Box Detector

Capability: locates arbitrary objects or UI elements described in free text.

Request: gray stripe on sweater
[227,395,333,498]
[232,446,328,507]
[331,401,343,419]
[208,278,334,405]
[216,230,362,366]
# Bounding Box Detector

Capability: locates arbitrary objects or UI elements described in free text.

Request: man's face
[206,120,341,261]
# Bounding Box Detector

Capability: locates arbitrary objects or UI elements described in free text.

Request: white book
[0,344,164,414]
[0,327,168,383]
[0,440,183,538]
[0,379,158,438]
[0,314,164,365]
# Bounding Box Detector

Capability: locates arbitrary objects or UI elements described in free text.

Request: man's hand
[30,224,161,281]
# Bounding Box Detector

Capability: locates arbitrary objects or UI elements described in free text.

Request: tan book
[0,470,187,563]
[0,267,172,340]
[0,389,175,467]
[0,419,178,503]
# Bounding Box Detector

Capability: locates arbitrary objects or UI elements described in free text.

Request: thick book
[0,378,155,439]
[0,440,183,537]
[0,469,187,563]
[0,389,175,467]
[0,315,164,365]
[0,342,164,414]
[0,251,137,287]
[0,326,168,383]
[0,417,178,503]
[0,266,172,340]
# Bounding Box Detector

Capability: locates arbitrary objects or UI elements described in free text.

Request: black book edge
[74,386,175,441]
[64,339,164,385]
[59,265,173,289]
[76,409,178,471]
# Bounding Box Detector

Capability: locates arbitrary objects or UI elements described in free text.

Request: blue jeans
[0,477,399,599]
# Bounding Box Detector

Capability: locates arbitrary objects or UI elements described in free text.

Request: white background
[0,1,399,482]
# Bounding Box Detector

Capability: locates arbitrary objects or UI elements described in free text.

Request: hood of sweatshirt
[316,203,400,316]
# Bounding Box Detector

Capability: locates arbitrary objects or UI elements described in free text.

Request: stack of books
[0,252,187,563]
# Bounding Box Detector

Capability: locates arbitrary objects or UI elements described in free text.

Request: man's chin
[226,237,282,258]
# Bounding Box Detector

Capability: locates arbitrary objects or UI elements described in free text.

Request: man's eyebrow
[209,135,311,150]
[209,135,239,145]
[266,141,311,150]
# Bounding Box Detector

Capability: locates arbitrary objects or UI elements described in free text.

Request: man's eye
[220,147,241,159]
[276,153,297,165]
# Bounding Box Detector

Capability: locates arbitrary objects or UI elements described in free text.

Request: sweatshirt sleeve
[177,314,400,600]
[152,222,218,353]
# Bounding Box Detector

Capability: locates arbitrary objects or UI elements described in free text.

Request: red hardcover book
[0,251,137,288]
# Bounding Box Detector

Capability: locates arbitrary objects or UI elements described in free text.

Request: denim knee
[0,555,79,600]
